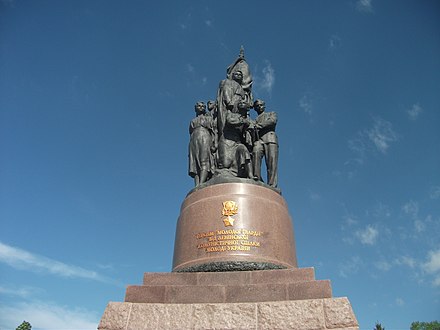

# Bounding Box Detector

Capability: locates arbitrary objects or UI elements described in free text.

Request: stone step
[143,267,315,286]
[99,298,359,330]
[125,280,332,304]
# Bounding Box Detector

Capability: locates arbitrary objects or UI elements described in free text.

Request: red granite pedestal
[173,183,297,272]
[99,183,359,329]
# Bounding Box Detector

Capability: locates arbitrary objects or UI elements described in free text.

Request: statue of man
[188,102,216,186]
[216,70,246,139]
[226,46,253,106]
[252,99,279,187]
[207,100,217,119]
[217,100,254,179]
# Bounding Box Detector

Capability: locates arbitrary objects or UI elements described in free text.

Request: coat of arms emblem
[222,201,238,227]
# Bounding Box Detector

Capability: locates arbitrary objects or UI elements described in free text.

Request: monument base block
[99,298,358,330]
[99,268,359,329]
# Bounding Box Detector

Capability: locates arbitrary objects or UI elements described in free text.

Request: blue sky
[0,0,439,329]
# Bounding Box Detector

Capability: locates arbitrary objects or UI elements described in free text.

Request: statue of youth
[252,99,278,187]
[188,102,216,186]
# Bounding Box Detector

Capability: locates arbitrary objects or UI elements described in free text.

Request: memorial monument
[99,47,359,329]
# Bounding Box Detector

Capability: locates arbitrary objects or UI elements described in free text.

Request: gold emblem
[222,201,238,227]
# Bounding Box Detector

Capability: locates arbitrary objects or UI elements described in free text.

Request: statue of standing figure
[252,99,279,188]
[187,48,279,189]
[188,102,216,186]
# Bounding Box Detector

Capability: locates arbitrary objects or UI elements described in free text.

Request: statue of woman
[188,102,216,186]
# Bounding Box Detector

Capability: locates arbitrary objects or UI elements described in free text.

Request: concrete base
[99,298,358,330]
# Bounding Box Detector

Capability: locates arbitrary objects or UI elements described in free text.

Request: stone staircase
[125,268,332,304]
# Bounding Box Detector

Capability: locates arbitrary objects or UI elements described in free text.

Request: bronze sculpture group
[188,48,279,188]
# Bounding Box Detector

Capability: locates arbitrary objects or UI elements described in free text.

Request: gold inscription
[195,228,263,253]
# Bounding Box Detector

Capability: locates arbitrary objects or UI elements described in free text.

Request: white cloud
[0,285,42,298]
[375,260,391,271]
[347,117,398,168]
[299,94,313,115]
[371,202,391,218]
[401,200,426,232]
[414,219,426,233]
[430,186,440,199]
[186,63,195,73]
[402,200,419,218]
[422,249,440,287]
[423,249,440,273]
[395,256,416,268]
[356,0,373,13]
[0,301,98,330]
[256,60,275,94]
[395,298,405,306]
[366,117,398,154]
[329,35,341,50]
[356,225,379,245]
[0,241,114,284]
[407,103,422,120]
[347,140,366,167]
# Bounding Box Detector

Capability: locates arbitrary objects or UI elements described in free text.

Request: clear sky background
[0,0,439,329]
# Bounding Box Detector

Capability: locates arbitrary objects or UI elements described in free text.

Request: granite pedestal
[99,183,358,329]
[173,183,297,272]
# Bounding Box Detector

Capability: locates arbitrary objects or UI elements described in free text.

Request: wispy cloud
[422,249,440,287]
[366,117,399,154]
[255,60,275,94]
[375,255,417,272]
[430,186,440,199]
[414,218,426,233]
[347,139,366,165]
[395,298,405,306]
[395,256,416,268]
[0,285,42,299]
[186,63,195,73]
[0,301,98,330]
[0,241,116,284]
[329,35,341,50]
[348,117,399,166]
[339,256,363,278]
[407,103,423,120]
[184,63,209,87]
[205,20,212,27]
[356,0,373,13]
[375,260,392,271]
[402,200,419,218]
[356,225,379,245]
[423,249,440,273]
[401,200,429,233]
[299,94,313,115]
[308,190,321,201]
[370,202,392,219]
